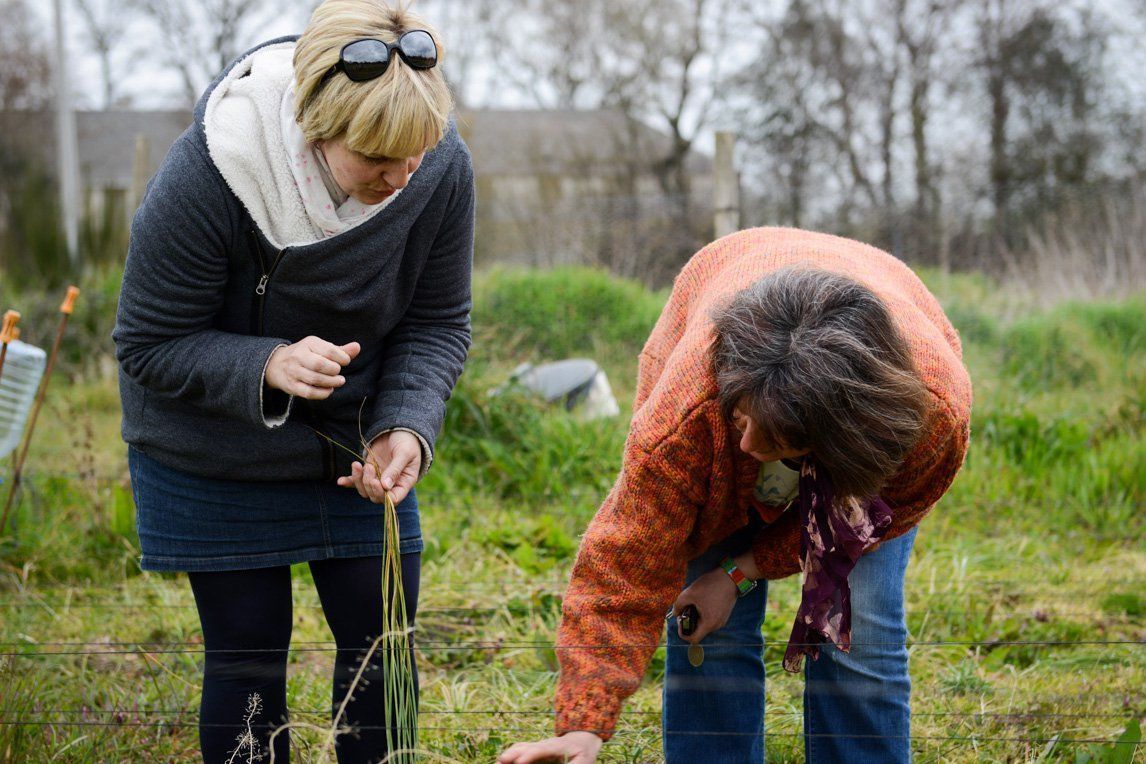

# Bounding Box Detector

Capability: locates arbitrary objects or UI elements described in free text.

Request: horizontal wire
[1,602,1129,620]
[7,576,1144,590]
[0,640,1143,658]
[12,472,1143,514]
[0,719,1133,744]
[1,637,1144,648]
[2,581,1136,600]
[15,708,1139,720]
[0,602,513,613]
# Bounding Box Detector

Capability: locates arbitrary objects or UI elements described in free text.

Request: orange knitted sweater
[554,228,972,739]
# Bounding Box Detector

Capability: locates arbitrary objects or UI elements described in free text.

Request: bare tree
[478,0,745,262]
[975,0,1117,236]
[72,0,132,108]
[0,0,53,111]
[130,0,274,106]
[894,0,952,261]
[413,0,499,108]
[478,0,605,109]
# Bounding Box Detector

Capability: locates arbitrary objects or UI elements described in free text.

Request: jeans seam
[314,481,333,554]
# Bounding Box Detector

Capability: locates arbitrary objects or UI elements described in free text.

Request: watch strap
[720,556,757,597]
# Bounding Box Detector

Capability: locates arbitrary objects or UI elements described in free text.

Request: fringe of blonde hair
[293,0,453,159]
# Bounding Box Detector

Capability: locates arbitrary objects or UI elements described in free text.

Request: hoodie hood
[202,40,312,249]
[201,38,395,249]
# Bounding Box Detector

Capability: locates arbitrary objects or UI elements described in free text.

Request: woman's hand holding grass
[337,430,421,504]
[265,336,360,400]
[498,731,603,763]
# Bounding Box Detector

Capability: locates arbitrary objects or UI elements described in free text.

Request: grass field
[0,265,1142,762]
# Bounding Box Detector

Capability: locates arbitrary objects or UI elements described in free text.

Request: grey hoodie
[114,37,474,481]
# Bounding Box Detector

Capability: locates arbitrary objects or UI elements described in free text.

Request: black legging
[188,554,420,764]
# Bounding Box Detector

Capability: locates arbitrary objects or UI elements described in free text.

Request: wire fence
[1,624,1140,754]
[2,475,1142,756]
[0,718,1135,746]
[1,638,1144,653]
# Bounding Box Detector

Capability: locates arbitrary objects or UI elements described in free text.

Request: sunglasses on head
[323,30,438,85]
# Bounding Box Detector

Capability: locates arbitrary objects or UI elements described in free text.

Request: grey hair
[710,268,931,499]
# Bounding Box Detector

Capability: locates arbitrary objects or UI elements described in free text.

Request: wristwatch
[720,556,757,598]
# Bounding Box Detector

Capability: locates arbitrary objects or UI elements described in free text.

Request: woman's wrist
[732,551,761,581]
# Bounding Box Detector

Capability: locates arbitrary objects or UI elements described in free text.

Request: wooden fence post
[131,133,151,215]
[714,131,740,239]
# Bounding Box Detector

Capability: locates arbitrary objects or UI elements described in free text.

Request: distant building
[0,109,714,272]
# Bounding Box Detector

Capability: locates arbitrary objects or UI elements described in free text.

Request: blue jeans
[664,525,918,763]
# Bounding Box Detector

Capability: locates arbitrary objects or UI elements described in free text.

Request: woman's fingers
[337,461,403,505]
[380,443,419,491]
[339,341,361,361]
[340,434,423,504]
[498,733,601,763]
[362,461,387,503]
[266,337,358,399]
[671,593,704,644]
[291,381,334,400]
[336,462,370,500]
[496,740,567,763]
[300,354,344,379]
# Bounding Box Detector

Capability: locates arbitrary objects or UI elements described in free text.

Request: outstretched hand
[336,430,421,504]
[498,731,603,764]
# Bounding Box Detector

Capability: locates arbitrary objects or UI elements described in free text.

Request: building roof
[0,108,712,189]
[456,109,712,177]
[0,110,192,188]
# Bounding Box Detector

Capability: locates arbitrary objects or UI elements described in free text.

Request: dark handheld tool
[678,604,700,637]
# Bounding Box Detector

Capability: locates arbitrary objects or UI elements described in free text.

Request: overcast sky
[27,0,1146,167]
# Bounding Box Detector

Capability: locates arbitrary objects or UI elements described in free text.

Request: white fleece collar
[203,42,394,249]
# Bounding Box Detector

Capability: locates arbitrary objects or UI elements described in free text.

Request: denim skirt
[128,446,424,572]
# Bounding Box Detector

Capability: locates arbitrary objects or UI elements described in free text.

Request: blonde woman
[113,2,473,761]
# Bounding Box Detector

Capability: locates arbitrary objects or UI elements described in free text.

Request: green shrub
[944,303,999,345]
[473,266,664,359]
[975,411,1092,471]
[999,315,1100,388]
[0,263,124,379]
[426,375,626,504]
[1062,299,1146,356]
[0,163,68,289]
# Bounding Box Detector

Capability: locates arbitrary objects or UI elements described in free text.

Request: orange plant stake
[1,287,79,535]
[0,310,20,383]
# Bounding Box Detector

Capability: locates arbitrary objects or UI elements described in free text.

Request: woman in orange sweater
[500,228,972,764]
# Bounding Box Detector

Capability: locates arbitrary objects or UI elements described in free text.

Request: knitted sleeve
[881,395,969,538]
[750,395,970,580]
[554,408,709,740]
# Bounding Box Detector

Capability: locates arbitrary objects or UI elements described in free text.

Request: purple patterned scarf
[782,456,893,673]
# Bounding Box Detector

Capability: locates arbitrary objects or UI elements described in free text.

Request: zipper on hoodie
[247,228,333,478]
[247,228,288,336]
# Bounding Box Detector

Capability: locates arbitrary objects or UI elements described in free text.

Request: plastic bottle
[0,340,46,459]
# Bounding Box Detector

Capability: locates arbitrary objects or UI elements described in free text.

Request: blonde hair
[293,0,453,158]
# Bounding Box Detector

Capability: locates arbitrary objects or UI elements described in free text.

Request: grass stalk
[305,426,420,762]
